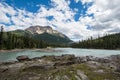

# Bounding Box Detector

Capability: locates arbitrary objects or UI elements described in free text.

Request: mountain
[10,29,31,36]
[25,26,69,38]
[72,33,120,49]
[11,26,72,45]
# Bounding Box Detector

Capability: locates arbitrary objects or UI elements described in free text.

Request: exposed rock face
[16,55,30,62]
[24,25,72,44]
[25,25,66,38]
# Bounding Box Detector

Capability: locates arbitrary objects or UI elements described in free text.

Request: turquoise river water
[0,48,120,62]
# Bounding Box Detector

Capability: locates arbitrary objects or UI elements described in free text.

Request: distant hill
[72,33,120,49]
[11,26,72,45]
[10,30,31,36]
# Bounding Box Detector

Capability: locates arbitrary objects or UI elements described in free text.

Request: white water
[0,48,120,61]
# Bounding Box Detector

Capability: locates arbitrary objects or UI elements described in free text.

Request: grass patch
[73,63,120,80]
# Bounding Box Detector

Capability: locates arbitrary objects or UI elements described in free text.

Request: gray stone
[94,69,104,73]
[95,58,111,63]
[86,56,94,61]
[115,66,120,73]
[54,61,75,66]
[77,70,89,80]
[80,57,87,63]
[75,75,81,80]
[26,63,54,70]
[16,55,30,62]
[61,54,75,60]
[86,61,101,68]
[0,66,8,73]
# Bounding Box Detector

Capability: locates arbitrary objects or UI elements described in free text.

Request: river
[0,48,120,62]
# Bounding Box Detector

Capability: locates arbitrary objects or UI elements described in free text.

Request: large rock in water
[16,55,30,61]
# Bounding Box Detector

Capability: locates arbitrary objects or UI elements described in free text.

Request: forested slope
[72,33,120,49]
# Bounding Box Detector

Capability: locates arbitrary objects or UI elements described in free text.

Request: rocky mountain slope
[11,26,72,45]
[25,26,66,38]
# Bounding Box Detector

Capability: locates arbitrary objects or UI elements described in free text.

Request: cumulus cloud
[86,0,120,33]
[0,0,120,41]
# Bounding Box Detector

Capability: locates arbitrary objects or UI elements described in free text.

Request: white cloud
[0,11,10,23]
[81,0,93,4]
[0,3,16,16]
[74,0,80,3]
[0,0,120,41]
[86,0,120,34]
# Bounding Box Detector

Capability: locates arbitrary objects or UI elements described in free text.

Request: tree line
[71,33,120,49]
[0,26,47,50]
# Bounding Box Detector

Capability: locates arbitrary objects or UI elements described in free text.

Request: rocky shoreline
[0,54,120,80]
[0,48,62,53]
[0,49,26,53]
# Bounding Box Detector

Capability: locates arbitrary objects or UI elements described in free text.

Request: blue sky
[0,0,120,41]
[4,0,52,12]
[4,0,89,21]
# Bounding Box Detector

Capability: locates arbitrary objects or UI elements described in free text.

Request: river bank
[0,54,120,80]
[0,47,62,53]
[0,49,29,53]
[0,47,120,53]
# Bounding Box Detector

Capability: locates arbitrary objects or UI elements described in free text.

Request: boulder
[115,66,120,73]
[41,55,56,61]
[94,69,104,73]
[54,56,63,61]
[0,66,8,73]
[94,58,111,63]
[109,55,120,63]
[86,56,94,61]
[25,63,54,70]
[75,57,82,63]
[77,70,89,80]
[61,54,75,60]
[54,61,75,66]
[16,55,30,62]
[80,57,87,63]
[32,57,42,60]
[86,61,101,68]
[75,57,86,63]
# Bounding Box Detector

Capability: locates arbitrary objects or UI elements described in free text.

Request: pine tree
[71,33,120,49]
[0,26,4,49]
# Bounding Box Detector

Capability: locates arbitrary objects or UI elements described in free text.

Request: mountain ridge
[25,25,68,39]
[11,25,72,45]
